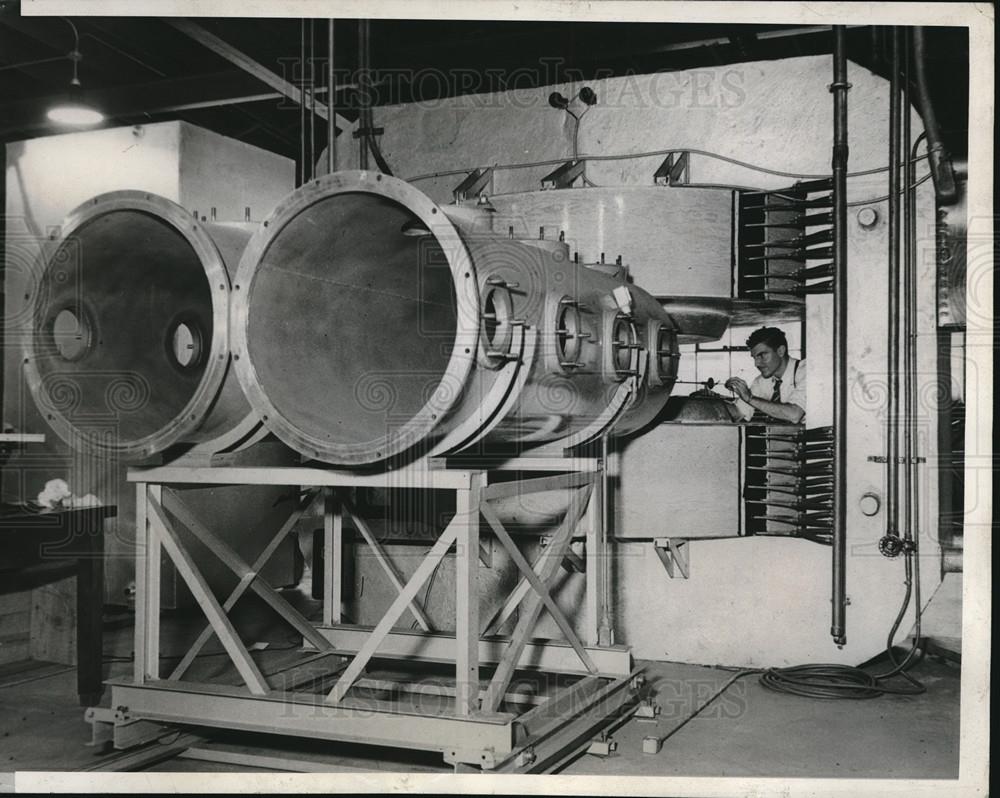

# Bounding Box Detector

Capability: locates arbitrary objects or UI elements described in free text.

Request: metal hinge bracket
[453,167,494,203]
[654,152,690,186]
[653,537,689,579]
[541,160,585,189]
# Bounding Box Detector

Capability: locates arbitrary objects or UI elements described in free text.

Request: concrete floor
[0,594,960,781]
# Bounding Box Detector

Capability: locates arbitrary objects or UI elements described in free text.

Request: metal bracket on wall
[541,160,585,190]
[453,167,494,203]
[652,538,689,579]
[653,152,690,186]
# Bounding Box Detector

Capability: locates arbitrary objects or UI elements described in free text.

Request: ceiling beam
[0,13,153,78]
[165,18,352,133]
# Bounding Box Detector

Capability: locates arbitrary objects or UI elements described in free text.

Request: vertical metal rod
[357,19,369,170]
[830,26,850,645]
[308,18,315,181]
[906,54,922,562]
[900,24,924,672]
[298,19,306,187]
[327,19,336,174]
[887,27,902,542]
[902,27,914,545]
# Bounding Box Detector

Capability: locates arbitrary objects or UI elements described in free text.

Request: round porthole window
[480,285,513,365]
[556,300,582,370]
[167,318,206,371]
[610,314,637,380]
[51,306,93,362]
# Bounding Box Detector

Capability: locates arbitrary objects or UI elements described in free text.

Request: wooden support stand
[102,456,638,771]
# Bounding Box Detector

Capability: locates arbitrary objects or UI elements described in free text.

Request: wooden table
[0,504,116,706]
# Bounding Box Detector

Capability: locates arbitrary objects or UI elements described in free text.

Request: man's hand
[724,377,752,403]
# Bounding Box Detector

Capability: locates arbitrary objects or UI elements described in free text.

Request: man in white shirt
[725,326,806,424]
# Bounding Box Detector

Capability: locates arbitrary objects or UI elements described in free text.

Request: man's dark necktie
[770,378,782,403]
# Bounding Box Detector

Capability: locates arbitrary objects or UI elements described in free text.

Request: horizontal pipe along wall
[315,55,940,666]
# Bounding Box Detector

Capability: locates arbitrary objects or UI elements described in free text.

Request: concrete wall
[329,55,942,667]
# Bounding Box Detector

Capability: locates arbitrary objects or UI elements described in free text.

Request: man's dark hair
[746,326,788,351]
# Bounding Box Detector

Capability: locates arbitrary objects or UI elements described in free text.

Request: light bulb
[46,102,105,126]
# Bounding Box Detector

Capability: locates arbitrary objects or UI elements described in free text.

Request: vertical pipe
[830,26,850,645]
[912,27,958,204]
[903,27,914,546]
[308,19,316,182]
[357,19,369,170]
[904,27,924,661]
[887,27,901,543]
[298,19,306,187]
[327,19,336,175]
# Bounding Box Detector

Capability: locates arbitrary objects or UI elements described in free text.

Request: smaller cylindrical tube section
[24,191,258,461]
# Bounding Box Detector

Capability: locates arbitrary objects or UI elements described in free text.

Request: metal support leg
[598,438,614,647]
[76,515,104,706]
[454,476,482,715]
[323,488,342,625]
[133,483,160,684]
[583,479,605,646]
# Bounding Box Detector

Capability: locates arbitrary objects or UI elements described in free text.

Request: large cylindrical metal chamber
[232,171,679,467]
[24,191,262,461]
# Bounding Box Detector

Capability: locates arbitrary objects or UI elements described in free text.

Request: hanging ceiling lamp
[46,19,104,126]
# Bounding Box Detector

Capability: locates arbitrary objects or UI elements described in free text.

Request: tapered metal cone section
[24,191,259,461]
[232,171,480,466]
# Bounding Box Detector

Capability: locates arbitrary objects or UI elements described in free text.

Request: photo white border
[10,2,994,796]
